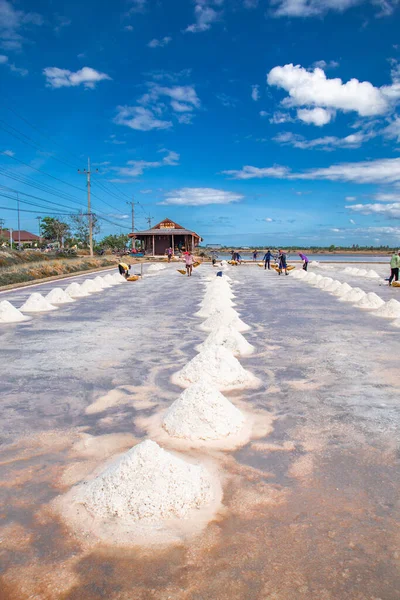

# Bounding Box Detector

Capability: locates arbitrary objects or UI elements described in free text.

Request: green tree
[41,217,70,244]
[69,213,100,247]
[98,234,129,250]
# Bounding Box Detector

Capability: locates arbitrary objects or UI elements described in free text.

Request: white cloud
[375,193,400,201]
[108,213,130,219]
[140,189,153,194]
[331,228,341,232]
[270,0,397,17]
[3,149,14,156]
[185,1,221,33]
[128,0,147,13]
[312,60,339,69]
[223,157,400,184]
[0,53,7,63]
[54,15,71,34]
[349,219,356,224]
[260,110,268,117]
[0,0,43,51]
[44,66,111,89]
[346,202,400,219]
[216,93,237,107]
[265,217,274,222]
[274,130,371,149]
[170,100,194,112]
[150,84,201,108]
[383,116,400,141]
[124,25,134,31]
[148,36,172,48]
[160,187,243,206]
[114,105,172,131]
[117,150,179,177]
[0,53,28,76]
[222,165,290,179]
[269,111,294,124]
[267,64,400,125]
[346,196,356,201]
[251,84,260,101]
[297,107,334,126]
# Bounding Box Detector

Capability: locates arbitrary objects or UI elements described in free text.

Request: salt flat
[0,262,400,600]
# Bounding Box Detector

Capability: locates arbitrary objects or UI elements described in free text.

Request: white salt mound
[317,277,334,289]
[172,345,259,391]
[0,300,29,323]
[20,293,57,313]
[373,299,400,318]
[366,269,380,279]
[195,299,235,319]
[113,273,126,283]
[325,280,343,293]
[162,382,245,441]
[74,440,214,523]
[339,288,366,303]
[148,264,166,272]
[333,282,352,297]
[46,288,75,304]
[294,270,307,279]
[197,324,254,356]
[355,292,385,309]
[65,282,90,298]
[200,308,250,333]
[80,279,103,293]
[310,261,321,268]
[94,276,110,289]
[103,274,117,286]
[357,269,368,277]
[305,273,317,282]
[309,274,323,285]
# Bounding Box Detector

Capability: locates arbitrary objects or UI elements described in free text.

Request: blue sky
[1,0,400,246]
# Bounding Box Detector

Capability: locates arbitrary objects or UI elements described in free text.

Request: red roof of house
[9,230,41,242]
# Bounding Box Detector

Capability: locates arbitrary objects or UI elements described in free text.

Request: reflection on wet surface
[1,264,400,599]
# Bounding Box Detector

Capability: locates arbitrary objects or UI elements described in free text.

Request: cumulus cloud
[260,110,268,117]
[269,111,294,124]
[297,107,334,125]
[223,157,400,184]
[312,60,339,69]
[3,148,14,156]
[251,84,260,101]
[0,53,27,75]
[349,219,356,224]
[148,36,172,48]
[160,187,243,206]
[185,1,221,33]
[346,202,400,219]
[265,217,274,222]
[346,196,356,201]
[374,193,400,201]
[270,0,397,17]
[116,150,179,177]
[114,106,172,131]
[44,66,111,89]
[0,0,43,51]
[267,63,400,125]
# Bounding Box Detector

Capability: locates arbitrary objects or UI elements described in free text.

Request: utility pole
[9,227,13,248]
[78,158,98,257]
[36,216,42,238]
[0,218,4,235]
[16,192,21,248]
[126,198,135,250]
[146,215,154,228]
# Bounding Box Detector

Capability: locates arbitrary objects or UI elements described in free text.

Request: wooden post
[152,235,155,256]
[172,234,174,254]
[192,235,194,251]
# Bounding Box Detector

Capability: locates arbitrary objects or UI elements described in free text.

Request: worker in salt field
[278,249,288,275]
[118,261,130,278]
[299,252,309,271]
[263,248,273,270]
[167,247,173,263]
[184,251,194,277]
[388,250,400,285]
[253,250,258,261]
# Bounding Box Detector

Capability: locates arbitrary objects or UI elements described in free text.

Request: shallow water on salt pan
[1,265,400,599]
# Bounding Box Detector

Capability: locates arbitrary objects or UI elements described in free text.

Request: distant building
[129,218,202,255]
[2,230,41,246]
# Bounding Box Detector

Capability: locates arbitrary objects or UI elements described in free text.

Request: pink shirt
[185,254,193,266]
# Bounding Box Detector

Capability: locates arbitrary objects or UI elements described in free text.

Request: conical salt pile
[304,273,317,282]
[65,282,90,298]
[163,381,245,441]
[200,307,250,333]
[148,264,166,272]
[373,299,400,319]
[46,288,75,304]
[317,277,334,289]
[195,297,235,319]
[324,280,342,293]
[94,276,110,289]
[366,269,380,279]
[332,282,352,297]
[357,269,368,276]
[113,273,126,283]
[339,288,366,303]
[103,274,117,286]
[197,324,254,356]
[172,345,260,391]
[20,293,57,312]
[309,274,323,285]
[73,439,214,522]
[0,300,30,323]
[80,279,103,294]
[355,292,385,309]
